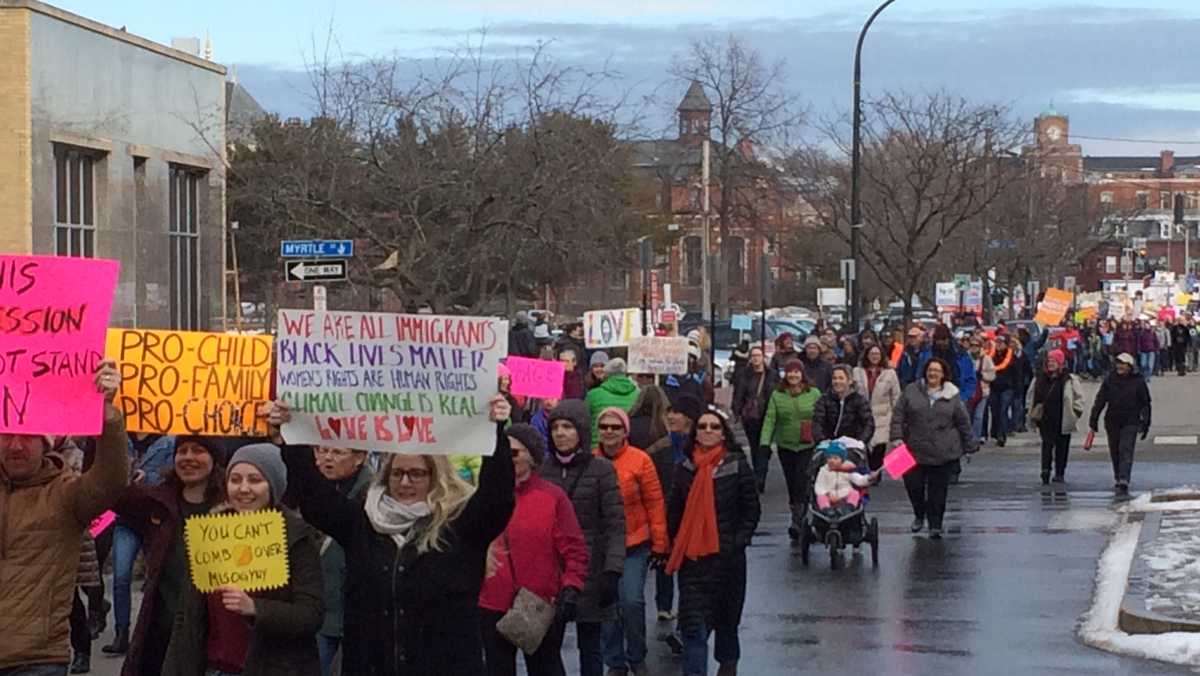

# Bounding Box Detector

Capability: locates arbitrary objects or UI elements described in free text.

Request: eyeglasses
[696,423,723,431]
[598,424,625,432]
[315,448,353,458]
[390,468,431,482]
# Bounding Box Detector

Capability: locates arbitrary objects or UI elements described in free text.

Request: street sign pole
[313,285,327,311]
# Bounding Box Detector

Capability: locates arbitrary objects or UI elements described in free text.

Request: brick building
[1024,107,1200,290]
[547,81,812,317]
[0,0,233,329]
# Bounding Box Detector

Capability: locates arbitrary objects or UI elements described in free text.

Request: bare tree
[790,91,1027,324]
[669,35,804,315]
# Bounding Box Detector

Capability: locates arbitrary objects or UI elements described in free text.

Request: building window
[169,166,202,330]
[608,270,630,290]
[1161,191,1172,210]
[1136,192,1149,210]
[1112,222,1128,237]
[53,146,97,257]
[1099,191,1113,204]
[1188,192,1199,209]
[1105,256,1117,274]
[1161,221,1173,240]
[723,236,746,287]
[682,235,703,286]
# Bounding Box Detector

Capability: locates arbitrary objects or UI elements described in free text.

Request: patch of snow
[1079,519,1200,666]
[1048,509,1118,532]
[1122,496,1200,514]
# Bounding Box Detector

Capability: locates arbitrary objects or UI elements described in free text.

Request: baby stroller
[798,438,880,569]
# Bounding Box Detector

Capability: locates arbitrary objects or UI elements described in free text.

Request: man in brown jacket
[0,361,129,675]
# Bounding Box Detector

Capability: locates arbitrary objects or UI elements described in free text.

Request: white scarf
[364,483,431,549]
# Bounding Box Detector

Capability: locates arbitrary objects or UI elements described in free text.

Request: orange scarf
[993,348,1013,372]
[666,444,728,574]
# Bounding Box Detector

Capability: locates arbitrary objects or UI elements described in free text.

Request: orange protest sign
[1035,288,1074,327]
[107,329,273,436]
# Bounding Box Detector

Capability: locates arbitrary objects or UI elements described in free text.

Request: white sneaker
[656,610,676,622]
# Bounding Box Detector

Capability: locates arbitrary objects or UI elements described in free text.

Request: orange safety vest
[889,342,903,368]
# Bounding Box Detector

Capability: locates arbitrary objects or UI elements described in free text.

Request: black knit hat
[667,391,706,424]
[175,435,232,468]
[506,423,547,465]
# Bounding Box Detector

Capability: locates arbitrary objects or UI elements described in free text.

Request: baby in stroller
[814,439,880,516]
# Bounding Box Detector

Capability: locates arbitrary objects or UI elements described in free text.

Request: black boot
[1041,472,1050,485]
[70,651,90,674]
[101,628,129,655]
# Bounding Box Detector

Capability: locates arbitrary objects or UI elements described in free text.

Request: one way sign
[285,259,348,282]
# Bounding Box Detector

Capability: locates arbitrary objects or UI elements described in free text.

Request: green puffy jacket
[759,387,821,451]
[586,374,640,440]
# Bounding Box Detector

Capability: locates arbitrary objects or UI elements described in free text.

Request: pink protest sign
[89,510,116,538]
[0,255,119,435]
[505,356,565,399]
[882,443,917,480]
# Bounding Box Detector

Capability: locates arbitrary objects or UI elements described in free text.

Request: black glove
[1140,427,1149,441]
[648,552,669,571]
[597,571,621,608]
[555,587,579,624]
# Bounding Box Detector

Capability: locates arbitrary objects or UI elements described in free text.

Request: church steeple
[677,80,712,146]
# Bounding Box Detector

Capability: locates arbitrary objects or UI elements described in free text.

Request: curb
[1119,507,1200,634]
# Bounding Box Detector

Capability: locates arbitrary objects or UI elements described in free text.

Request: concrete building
[0,0,228,329]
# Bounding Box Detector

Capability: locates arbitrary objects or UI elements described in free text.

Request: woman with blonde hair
[269,396,516,676]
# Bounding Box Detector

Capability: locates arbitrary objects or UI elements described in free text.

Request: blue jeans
[1140,351,1156,380]
[655,569,674,614]
[317,634,340,676]
[682,621,740,675]
[112,525,142,631]
[602,544,650,669]
[0,666,68,676]
[989,389,1013,441]
[970,394,989,440]
[576,621,603,676]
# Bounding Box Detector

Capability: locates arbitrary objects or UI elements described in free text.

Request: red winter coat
[478,474,589,612]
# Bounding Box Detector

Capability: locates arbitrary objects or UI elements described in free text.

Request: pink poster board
[505,356,565,399]
[883,443,917,480]
[89,510,116,538]
[0,255,119,435]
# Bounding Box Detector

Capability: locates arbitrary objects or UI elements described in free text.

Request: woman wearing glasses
[269,395,516,676]
[667,407,760,676]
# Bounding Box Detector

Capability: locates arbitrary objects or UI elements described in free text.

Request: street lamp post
[850,0,897,332]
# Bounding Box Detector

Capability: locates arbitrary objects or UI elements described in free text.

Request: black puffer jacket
[667,447,760,633]
[538,400,626,623]
[811,389,875,446]
[280,424,515,676]
[1089,370,1153,430]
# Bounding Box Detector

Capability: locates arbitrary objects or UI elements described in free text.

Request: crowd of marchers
[0,309,1169,676]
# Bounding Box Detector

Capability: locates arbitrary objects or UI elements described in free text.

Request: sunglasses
[696,423,724,431]
[598,424,625,432]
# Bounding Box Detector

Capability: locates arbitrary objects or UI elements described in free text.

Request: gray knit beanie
[227,443,288,505]
[506,423,547,465]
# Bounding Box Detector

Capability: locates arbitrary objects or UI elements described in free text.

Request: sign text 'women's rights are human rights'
[275,310,507,455]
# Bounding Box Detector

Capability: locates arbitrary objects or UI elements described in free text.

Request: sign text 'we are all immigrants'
[275,310,507,454]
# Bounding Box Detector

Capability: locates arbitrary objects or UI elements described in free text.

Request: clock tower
[1036,104,1069,148]
[1027,103,1083,182]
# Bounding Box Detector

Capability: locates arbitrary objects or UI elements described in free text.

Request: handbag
[495,533,557,654]
[1029,403,1044,425]
[740,373,766,421]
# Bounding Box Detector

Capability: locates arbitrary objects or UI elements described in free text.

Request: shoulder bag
[495,533,557,654]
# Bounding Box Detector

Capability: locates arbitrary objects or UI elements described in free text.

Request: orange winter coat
[595,444,669,553]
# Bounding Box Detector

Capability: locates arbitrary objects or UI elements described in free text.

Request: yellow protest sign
[107,329,273,436]
[1074,307,1097,323]
[184,510,289,592]
[1176,293,1192,307]
[1035,288,1074,327]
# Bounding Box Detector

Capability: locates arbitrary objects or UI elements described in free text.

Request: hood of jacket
[547,399,591,458]
[923,381,961,401]
[599,374,637,398]
[1,450,65,490]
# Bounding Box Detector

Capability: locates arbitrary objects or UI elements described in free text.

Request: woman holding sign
[889,358,978,540]
[272,395,516,676]
[163,444,324,675]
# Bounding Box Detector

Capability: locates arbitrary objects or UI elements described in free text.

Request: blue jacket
[897,348,923,387]
[126,435,176,486]
[917,346,976,403]
[1025,327,1050,374]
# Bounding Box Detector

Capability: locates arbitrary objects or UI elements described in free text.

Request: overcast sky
[53,0,1200,155]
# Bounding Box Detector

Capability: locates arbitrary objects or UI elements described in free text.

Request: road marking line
[1154,435,1198,445]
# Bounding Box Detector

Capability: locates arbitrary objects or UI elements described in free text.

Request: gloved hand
[1140,427,1149,441]
[555,587,579,624]
[597,571,621,608]
[649,552,669,571]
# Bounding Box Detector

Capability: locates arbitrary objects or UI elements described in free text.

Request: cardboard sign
[584,308,647,348]
[628,336,690,375]
[275,310,507,455]
[1074,307,1098,324]
[0,255,119,435]
[505,356,564,399]
[1034,288,1074,327]
[883,443,917,480]
[106,329,273,436]
[185,510,289,592]
[89,510,116,538]
[731,314,752,331]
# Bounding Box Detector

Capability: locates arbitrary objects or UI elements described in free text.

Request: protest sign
[731,314,752,331]
[505,356,564,399]
[107,329,273,436]
[275,310,506,454]
[628,336,690,375]
[89,510,116,538]
[882,443,917,480]
[584,308,647,348]
[185,510,289,593]
[1034,288,1074,327]
[1074,307,1098,324]
[0,255,119,435]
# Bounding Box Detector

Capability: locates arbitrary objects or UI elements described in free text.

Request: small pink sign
[505,356,565,400]
[0,255,119,435]
[89,510,116,538]
[883,443,917,480]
